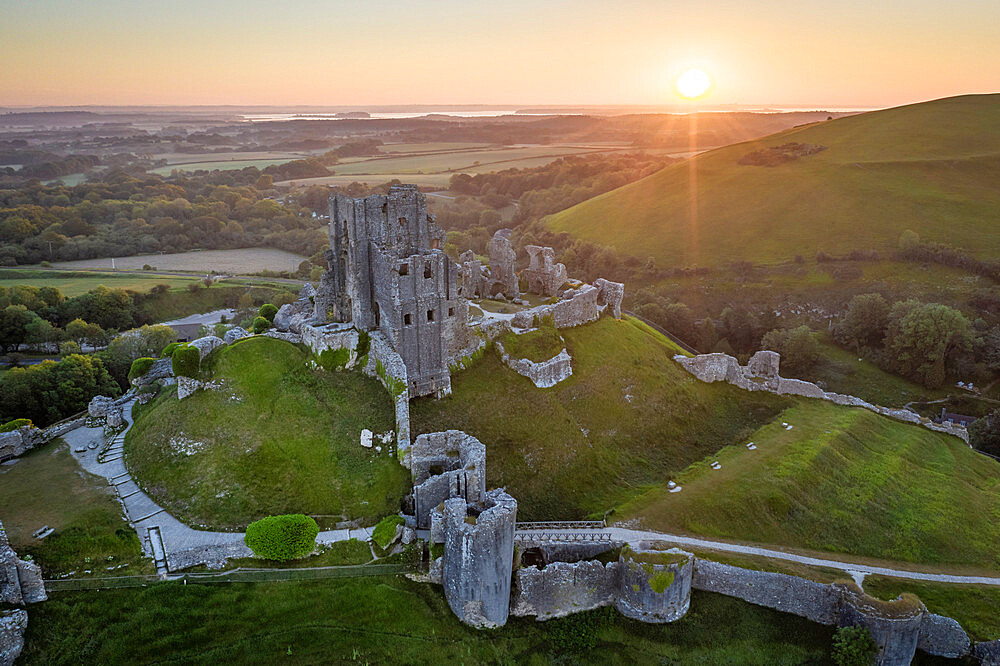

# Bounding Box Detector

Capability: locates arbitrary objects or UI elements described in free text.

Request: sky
[2,0,998,108]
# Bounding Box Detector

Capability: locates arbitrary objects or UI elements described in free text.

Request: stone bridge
[514,522,613,544]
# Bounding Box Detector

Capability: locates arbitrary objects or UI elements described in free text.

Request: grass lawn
[20,579,836,665]
[864,576,1000,642]
[0,269,203,297]
[45,248,307,274]
[125,337,408,530]
[499,325,564,362]
[411,316,792,520]
[0,442,150,576]
[618,401,1000,569]
[546,94,1000,265]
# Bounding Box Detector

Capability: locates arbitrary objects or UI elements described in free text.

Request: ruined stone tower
[321,185,468,397]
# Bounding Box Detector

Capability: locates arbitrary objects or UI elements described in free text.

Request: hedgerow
[244,514,319,561]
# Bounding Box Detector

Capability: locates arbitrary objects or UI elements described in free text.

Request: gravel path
[65,401,369,573]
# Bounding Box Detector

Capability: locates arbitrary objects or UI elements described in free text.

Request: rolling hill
[544,94,1000,266]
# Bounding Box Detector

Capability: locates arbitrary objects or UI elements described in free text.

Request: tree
[101,325,177,387]
[0,354,119,426]
[839,293,890,350]
[969,410,1000,458]
[884,300,974,388]
[0,305,37,353]
[760,326,821,374]
[719,305,759,353]
[831,625,877,666]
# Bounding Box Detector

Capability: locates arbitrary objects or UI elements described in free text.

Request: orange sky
[2,0,998,107]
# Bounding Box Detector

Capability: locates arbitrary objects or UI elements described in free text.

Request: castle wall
[411,431,486,528]
[836,584,925,666]
[511,560,620,620]
[495,341,573,388]
[615,547,693,623]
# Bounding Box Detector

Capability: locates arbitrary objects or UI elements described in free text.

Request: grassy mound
[412,317,792,519]
[21,581,834,665]
[125,337,408,530]
[546,94,1000,265]
[618,401,1000,569]
[499,325,564,362]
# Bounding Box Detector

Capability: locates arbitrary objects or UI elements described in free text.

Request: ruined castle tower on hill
[320,185,467,397]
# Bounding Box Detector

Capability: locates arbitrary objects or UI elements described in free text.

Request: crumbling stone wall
[300,322,362,369]
[594,278,625,319]
[411,431,486,528]
[459,249,488,299]
[512,560,619,620]
[442,489,517,629]
[615,546,693,623]
[273,283,317,333]
[362,331,411,453]
[511,284,600,330]
[917,613,971,659]
[0,609,27,666]
[836,583,925,666]
[495,341,573,388]
[0,521,46,606]
[187,335,224,360]
[523,245,568,297]
[675,351,970,442]
[486,229,519,300]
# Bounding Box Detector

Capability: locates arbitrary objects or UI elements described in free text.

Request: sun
[676,68,711,100]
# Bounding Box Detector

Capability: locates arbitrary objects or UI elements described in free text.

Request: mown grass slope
[546,94,1000,265]
[411,316,792,520]
[21,580,834,665]
[618,401,1000,569]
[125,337,407,530]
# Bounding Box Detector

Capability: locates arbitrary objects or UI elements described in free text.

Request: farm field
[42,173,89,186]
[379,141,491,153]
[412,317,792,520]
[125,336,408,530]
[152,151,310,164]
[279,172,455,188]
[617,400,1000,570]
[149,158,304,175]
[20,581,836,665]
[0,443,150,576]
[545,93,1000,265]
[0,269,203,297]
[44,248,307,273]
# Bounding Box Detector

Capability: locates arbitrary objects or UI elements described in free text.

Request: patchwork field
[412,317,792,520]
[617,400,1000,570]
[149,158,306,175]
[125,337,407,530]
[0,443,150,576]
[20,581,835,665]
[45,248,307,273]
[546,94,1000,265]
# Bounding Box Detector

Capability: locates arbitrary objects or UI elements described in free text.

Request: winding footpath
[65,400,371,574]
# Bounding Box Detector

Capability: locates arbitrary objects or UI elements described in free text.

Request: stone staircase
[98,431,125,464]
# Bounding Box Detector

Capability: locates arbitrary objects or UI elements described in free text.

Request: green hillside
[545,94,1000,265]
[411,317,792,520]
[617,401,1000,569]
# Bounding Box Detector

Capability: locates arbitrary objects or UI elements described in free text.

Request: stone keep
[486,229,519,300]
[458,250,487,299]
[442,489,517,629]
[614,545,693,623]
[410,431,486,528]
[321,185,468,398]
[523,245,567,297]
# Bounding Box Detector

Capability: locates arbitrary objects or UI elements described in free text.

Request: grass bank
[125,337,408,530]
[412,316,792,520]
[865,576,1000,642]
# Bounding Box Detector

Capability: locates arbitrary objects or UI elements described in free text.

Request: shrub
[831,625,877,666]
[186,282,201,293]
[0,418,32,433]
[244,514,319,561]
[161,342,180,358]
[170,345,200,379]
[371,515,405,550]
[128,357,156,380]
[258,303,279,322]
[318,348,351,371]
[251,316,270,334]
[59,340,82,357]
[760,326,821,374]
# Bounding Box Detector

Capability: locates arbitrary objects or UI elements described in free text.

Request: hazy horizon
[3,0,998,108]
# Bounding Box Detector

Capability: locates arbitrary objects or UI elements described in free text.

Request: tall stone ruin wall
[411,431,486,528]
[0,521,46,606]
[512,560,620,620]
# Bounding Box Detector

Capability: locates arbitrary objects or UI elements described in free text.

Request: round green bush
[170,344,200,379]
[0,418,33,433]
[161,342,180,358]
[244,514,319,561]
[128,357,156,380]
[258,303,279,322]
[251,315,270,334]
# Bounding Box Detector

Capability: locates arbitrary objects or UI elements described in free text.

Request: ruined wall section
[411,431,486,528]
[512,560,620,620]
[495,341,572,388]
[836,583,925,666]
[615,546,693,624]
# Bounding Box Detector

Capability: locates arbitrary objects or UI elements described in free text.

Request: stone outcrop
[187,335,224,360]
[0,425,42,462]
[512,560,618,620]
[176,376,203,401]
[411,431,486,528]
[675,351,970,442]
[594,278,625,319]
[0,521,46,606]
[442,488,517,629]
[273,284,317,333]
[222,326,250,344]
[975,640,1000,665]
[615,546,693,624]
[523,245,568,297]
[486,229,519,300]
[0,609,27,666]
[496,341,572,388]
[130,357,173,387]
[88,395,116,419]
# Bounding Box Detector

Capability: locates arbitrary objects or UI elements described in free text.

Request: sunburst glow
[676,68,711,99]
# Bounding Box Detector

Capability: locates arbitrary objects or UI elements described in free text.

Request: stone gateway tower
[320,185,468,397]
